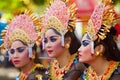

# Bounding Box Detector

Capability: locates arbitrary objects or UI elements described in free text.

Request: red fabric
[114,24,120,36]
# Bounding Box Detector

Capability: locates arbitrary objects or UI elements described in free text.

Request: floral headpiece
[86,0,115,53]
[42,0,77,46]
[87,0,115,41]
[1,10,41,57]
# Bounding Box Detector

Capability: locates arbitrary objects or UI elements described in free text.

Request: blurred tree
[0,0,47,20]
[33,0,47,5]
[113,0,120,5]
[0,0,119,20]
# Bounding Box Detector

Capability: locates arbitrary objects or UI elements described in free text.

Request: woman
[41,0,85,80]
[78,0,120,80]
[3,10,46,80]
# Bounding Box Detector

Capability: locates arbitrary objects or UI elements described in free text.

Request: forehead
[10,40,26,48]
[45,29,60,37]
[82,33,91,41]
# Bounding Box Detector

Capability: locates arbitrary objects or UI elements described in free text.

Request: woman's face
[9,41,30,68]
[78,33,96,64]
[44,29,65,58]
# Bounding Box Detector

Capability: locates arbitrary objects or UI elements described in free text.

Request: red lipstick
[47,50,53,53]
[13,60,20,64]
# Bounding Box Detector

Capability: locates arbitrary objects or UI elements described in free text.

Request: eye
[44,38,48,43]
[17,47,25,53]
[82,40,90,47]
[50,36,57,42]
[9,49,15,54]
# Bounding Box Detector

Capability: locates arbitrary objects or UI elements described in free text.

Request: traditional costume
[81,0,120,80]
[2,10,46,80]
[41,0,85,80]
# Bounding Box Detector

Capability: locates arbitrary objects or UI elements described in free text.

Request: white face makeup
[78,33,96,64]
[44,29,65,58]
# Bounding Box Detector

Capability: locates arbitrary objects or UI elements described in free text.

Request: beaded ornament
[87,0,115,41]
[1,10,42,58]
[2,10,41,49]
[42,0,77,46]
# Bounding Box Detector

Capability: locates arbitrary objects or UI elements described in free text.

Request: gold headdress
[1,10,42,57]
[2,10,41,49]
[87,0,115,41]
[42,0,77,46]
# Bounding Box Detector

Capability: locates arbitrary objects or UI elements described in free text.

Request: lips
[13,60,20,64]
[78,54,82,58]
[47,50,53,53]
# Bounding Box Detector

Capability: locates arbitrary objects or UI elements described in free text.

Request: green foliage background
[0,0,48,20]
[0,0,119,20]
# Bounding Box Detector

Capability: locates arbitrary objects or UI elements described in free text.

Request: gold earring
[65,44,70,49]
[31,55,35,59]
[95,51,100,56]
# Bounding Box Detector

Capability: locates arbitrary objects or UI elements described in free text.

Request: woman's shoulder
[27,64,47,80]
[110,62,120,80]
[62,54,86,80]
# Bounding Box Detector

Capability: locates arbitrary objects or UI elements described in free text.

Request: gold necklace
[85,61,119,80]
[19,64,43,80]
[49,53,77,80]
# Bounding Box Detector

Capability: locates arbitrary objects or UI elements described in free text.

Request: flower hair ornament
[1,10,42,59]
[42,0,77,48]
[86,0,116,53]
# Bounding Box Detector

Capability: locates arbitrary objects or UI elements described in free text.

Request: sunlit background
[0,0,120,80]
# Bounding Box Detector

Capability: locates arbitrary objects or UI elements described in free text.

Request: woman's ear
[64,37,71,45]
[64,37,71,49]
[94,44,105,56]
[31,50,35,59]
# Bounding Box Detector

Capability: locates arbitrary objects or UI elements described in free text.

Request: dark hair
[49,28,81,55]
[94,26,120,61]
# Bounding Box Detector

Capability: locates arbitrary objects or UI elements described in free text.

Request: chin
[79,59,86,63]
[49,55,55,58]
[14,64,21,68]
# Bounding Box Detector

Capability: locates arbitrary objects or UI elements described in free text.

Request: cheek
[53,41,62,49]
[20,51,29,60]
[80,45,92,58]
[51,41,63,57]
[83,47,91,55]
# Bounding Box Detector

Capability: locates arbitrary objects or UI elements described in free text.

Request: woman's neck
[56,50,71,68]
[89,57,109,76]
[20,60,35,74]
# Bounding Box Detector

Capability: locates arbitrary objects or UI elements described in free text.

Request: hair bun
[110,27,117,36]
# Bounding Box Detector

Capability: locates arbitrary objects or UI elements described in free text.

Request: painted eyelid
[44,38,48,43]
[50,37,57,40]
[82,40,90,45]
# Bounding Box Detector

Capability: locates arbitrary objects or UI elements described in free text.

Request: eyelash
[9,47,25,54]
[44,37,57,43]
[82,40,90,47]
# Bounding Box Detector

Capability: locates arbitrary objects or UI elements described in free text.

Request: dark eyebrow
[49,36,59,38]
[10,46,26,49]
[44,35,59,39]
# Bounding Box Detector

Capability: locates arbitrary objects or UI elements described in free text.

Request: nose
[45,41,52,49]
[13,52,18,58]
[78,46,81,52]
